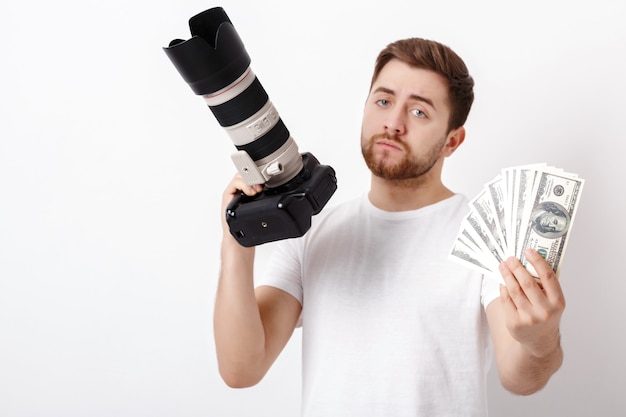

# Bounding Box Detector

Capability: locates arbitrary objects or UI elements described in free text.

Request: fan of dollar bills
[449,163,585,284]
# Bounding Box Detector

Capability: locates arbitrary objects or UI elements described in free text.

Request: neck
[368,172,454,212]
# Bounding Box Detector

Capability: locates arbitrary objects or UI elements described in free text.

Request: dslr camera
[163,7,337,247]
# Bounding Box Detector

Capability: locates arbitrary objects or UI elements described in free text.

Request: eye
[376,98,391,107]
[411,108,426,118]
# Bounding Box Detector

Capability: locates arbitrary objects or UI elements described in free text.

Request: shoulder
[310,193,365,228]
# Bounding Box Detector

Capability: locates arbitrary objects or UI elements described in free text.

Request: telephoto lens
[163,7,337,247]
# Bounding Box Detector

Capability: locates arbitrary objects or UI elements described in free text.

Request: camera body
[226,152,336,247]
[163,7,337,246]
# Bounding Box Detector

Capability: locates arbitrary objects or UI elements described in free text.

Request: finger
[499,259,528,309]
[524,249,565,305]
[224,175,263,202]
[504,255,553,309]
[500,257,544,308]
[499,283,518,313]
[238,182,263,196]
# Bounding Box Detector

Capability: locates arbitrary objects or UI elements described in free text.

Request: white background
[1,0,625,416]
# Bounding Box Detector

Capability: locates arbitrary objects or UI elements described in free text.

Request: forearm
[213,237,267,386]
[498,332,563,395]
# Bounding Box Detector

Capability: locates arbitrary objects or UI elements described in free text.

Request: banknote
[449,238,497,279]
[464,209,505,265]
[484,176,508,254]
[517,168,584,277]
[504,163,546,258]
[448,163,584,283]
[469,186,506,259]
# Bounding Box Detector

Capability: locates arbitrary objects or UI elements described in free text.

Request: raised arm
[486,249,565,395]
[213,175,302,388]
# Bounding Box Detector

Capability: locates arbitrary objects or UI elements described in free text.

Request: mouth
[375,138,404,151]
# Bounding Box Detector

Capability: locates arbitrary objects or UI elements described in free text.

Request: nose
[384,110,406,137]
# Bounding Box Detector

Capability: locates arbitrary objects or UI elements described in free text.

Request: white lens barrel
[202,69,256,106]
[203,67,303,188]
[222,100,281,146]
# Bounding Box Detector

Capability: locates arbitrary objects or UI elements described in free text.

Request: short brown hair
[371,38,475,133]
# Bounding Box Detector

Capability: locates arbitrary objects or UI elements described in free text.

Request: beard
[361,132,446,185]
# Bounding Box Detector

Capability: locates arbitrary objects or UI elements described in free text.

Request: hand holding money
[449,164,585,284]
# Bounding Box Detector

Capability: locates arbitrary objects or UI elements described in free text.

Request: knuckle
[553,296,566,312]
[519,277,536,292]
[535,309,551,323]
[507,284,523,297]
[533,258,556,279]
[541,267,557,281]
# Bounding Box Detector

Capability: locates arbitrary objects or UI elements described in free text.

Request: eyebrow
[372,86,437,111]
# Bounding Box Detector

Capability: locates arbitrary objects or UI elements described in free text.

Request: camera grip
[225,152,337,247]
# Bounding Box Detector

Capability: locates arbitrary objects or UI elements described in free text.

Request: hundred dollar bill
[469,185,506,259]
[501,166,520,254]
[449,212,503,284]
[484,175,509,255]
[448,238,502,283]
[512,164,547,258]
[518,168,584,278]
[460,228,484,255]
[464,211,505,265]
[503,163,546,257]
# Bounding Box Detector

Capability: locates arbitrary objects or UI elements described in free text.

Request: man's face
[361,60,453,183]
[537,212,568,233]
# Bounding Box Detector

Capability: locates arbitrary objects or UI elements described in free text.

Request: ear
[442,126,466,157]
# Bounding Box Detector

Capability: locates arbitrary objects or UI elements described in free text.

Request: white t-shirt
[260,193,501,417]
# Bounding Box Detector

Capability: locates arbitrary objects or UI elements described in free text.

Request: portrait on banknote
[530,201,571,239]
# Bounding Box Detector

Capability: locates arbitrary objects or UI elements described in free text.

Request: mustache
[368,132,407,151]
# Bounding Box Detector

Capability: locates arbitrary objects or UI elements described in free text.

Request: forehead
[371,59,450,108]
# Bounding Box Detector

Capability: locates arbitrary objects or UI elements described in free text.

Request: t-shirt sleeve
[480,275,501,310]
[256,238,304,306]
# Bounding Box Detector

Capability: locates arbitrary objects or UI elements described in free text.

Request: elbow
[498,363,560,396]
[218,364,264,389]
[221,374,261,389]
[501,378,548,396]
[215,345,268,388]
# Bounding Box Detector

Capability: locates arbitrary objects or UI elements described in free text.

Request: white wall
[1,0,624,415]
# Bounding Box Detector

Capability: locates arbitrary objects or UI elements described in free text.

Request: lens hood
[164,8,250,95]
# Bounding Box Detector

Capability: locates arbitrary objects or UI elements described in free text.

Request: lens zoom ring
[208,77,269,127]
[235,119,289,161]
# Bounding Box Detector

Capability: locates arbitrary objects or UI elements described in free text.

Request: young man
[214,38,565,416]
